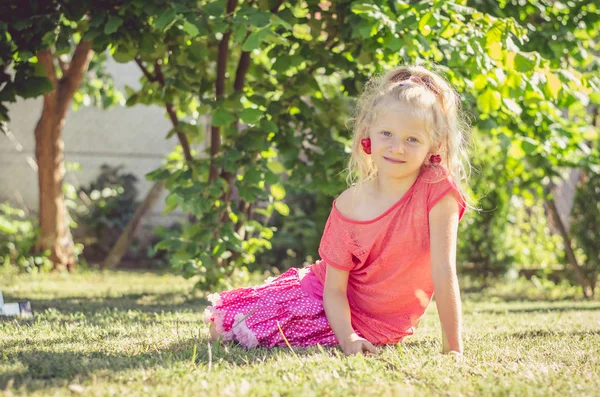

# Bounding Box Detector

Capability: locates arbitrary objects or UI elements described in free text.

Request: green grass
[1,269,599,396]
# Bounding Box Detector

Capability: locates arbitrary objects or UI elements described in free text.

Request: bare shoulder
[335,186,357,215]
[334,182,372,219]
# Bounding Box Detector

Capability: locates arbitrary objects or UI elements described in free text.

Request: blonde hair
[346,64,472,202]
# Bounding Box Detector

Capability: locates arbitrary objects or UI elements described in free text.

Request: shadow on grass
[1,292,211,320]
[507,329,600,339]
[0,336,338,393]
[1,337,197,391]
[476,304,600,314]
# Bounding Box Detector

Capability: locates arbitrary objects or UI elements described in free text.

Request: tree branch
[37,49,58,91]
[59,40,93,103]
[546,195,593,298]
[166,103,193,164]
[153,59,165,85]
[134,56,157,82]
[209,0,238,183]
[234,49,251,92]
[150,59,193,164]
[225,0,285,225]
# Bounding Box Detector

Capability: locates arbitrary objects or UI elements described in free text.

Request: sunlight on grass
[1,270,599,396]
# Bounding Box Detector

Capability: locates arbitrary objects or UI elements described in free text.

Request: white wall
[0,59,197,238]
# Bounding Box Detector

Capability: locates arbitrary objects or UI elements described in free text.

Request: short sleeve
[317,210,354,271]
[427,176,467,221]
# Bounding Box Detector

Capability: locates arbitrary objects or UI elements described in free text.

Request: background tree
[102,0,598,293]
[0,1,121,270]
[465,0,600,296]
[2,1,598,298]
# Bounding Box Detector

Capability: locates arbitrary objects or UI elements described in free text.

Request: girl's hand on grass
[444,350,463,361]
[341,334,379,356]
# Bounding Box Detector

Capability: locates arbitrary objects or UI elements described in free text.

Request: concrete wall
[0,59,197,240]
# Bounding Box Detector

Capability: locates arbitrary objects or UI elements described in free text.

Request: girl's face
[368,102,433,180]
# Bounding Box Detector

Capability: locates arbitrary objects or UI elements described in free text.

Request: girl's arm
[323,265,378,355]
[429,193,463,354]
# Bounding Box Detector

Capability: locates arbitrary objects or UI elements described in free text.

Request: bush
[0,202,52,272]
[71,164,139,260]
[252,189,322,272]
[457,133,514,279]
[571,166,600,294]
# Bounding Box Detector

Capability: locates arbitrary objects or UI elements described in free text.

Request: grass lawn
[1,268,599,396]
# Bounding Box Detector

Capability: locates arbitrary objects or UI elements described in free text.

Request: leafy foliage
[0,202,52,272]
[134,0,599,288]
[0,1,124,126]
[72,165,140,258]
[2,1,599,288]
[571,158,600,292]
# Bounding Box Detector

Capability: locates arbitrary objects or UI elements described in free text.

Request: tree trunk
[102,180,166,269]
[35,42,93,271]
[546,196,593,299]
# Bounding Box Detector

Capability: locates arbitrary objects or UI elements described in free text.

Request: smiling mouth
[383,157,406,164]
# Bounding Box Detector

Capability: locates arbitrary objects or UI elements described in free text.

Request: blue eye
[407,137,419,143]
[381,131,392,137]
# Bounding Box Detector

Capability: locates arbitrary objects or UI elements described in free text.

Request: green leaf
[232,23,248,43]
[155,237,185,251]
[260,119,279,133]
[153,8,178,31]
[212,109,236,127]
[104,16,124,34]
[267,161,285,173]
[187,42,207,62]
[82,28,102,41]
[247,11,271,27]
[146,168,171,181]
[0,83,16,102]
[270,184,286,200]
[545,72,561,100]
[112,46,136,63]
[163,194,179,214]
[272,55,292,72]
[140,34,155,55]
[273,202,289,216]
[521,137,538,154]
[15,77,54,98]
[418,12,433,36]
[590,92,600,105]
[205,0,226,16]
[477,88,501,114]
[515,52,537,72]
[243,28,271,51]
[271,14,292,30]
[243,168,262,184]
[182,20,200,36]
[240,108,263,124]
[11,19,31,31]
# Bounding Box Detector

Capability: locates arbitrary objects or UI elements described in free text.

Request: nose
[388,137,405,154]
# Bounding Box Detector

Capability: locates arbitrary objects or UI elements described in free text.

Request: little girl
[204,65,469,356]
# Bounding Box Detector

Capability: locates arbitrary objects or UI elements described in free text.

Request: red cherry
[361,138,371,154]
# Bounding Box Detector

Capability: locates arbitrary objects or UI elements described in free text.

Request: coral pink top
[302,166,466,345]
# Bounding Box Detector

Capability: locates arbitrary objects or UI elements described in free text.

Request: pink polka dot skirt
[203,267,339,348]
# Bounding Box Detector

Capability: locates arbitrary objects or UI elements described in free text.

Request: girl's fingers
[363,342,379,354]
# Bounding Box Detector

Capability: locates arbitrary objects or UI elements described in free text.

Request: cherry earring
[429,154,442,165]
[360,138,372,154]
